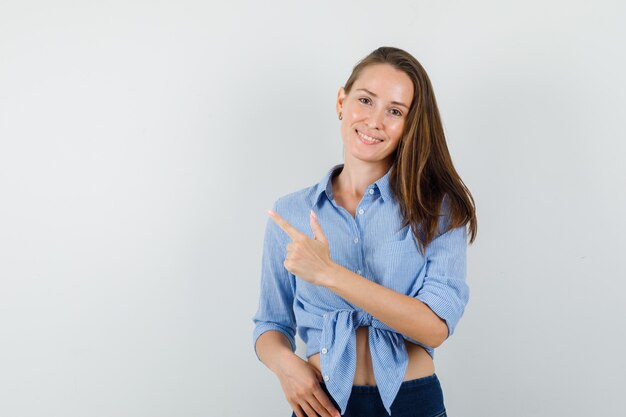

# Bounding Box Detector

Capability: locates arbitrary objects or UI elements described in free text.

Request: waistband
[321,373,439,394]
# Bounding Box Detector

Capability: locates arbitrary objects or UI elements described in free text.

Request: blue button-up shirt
[252,162,470,416]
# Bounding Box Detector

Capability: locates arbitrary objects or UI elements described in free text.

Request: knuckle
[294,388,308,398]
[306,381,319,391]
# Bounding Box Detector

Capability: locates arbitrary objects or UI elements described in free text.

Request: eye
[358,97,371,105]
[390,108,402,117]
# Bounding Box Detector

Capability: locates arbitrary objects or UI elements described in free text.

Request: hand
[276,353,341,417]
[268,209,336,287]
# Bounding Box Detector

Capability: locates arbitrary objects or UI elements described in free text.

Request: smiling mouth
[355,129,383,143]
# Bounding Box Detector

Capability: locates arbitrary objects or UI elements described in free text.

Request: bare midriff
[307,326,435,385]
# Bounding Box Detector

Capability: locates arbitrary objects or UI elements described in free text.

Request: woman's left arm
[267,208,469,349]
[324,224,469,349]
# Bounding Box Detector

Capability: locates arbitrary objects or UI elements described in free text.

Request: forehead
[352,64,414,104]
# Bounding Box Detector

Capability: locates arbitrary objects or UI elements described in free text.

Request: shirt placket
[331,185,377,279]
[320,185,378,384]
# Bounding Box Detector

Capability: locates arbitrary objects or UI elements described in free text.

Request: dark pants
[290,373,447,417]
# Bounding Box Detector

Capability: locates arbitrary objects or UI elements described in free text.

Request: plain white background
[1,1,625,416]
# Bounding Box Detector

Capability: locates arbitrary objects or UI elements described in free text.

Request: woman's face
[336,63,414,166]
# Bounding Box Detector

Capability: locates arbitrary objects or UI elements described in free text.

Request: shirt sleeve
[415,220,470,340]
[251,199,297,361]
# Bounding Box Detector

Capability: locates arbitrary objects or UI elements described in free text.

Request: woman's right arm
[254,330,297,374]
[252,200,340,417]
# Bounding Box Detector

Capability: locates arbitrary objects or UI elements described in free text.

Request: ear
[336,86,346,114]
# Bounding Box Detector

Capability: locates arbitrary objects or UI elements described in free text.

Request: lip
[355,129,384,141]
[356,130,383,145]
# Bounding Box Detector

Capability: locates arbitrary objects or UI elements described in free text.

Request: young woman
[252,46,477,417]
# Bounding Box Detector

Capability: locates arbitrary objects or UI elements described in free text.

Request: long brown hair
[343,46,477,254]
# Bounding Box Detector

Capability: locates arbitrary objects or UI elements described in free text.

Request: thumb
[309,210,327,243]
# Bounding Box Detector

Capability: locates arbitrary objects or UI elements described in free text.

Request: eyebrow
[356,88,409,109]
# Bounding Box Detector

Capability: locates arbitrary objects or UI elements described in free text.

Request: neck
[333,159,391,199]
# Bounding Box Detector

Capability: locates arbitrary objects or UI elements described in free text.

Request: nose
[366,107,385,129]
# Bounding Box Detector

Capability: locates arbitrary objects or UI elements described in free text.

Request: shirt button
[324,375,329,381]
[323,313,327,318]
[356,269,362,275]
[321,348,328,354]
[358,208,364,215]
[368,189,374,195]
[353,237,359,244]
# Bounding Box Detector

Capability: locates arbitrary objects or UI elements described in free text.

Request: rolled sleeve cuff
[415,280,469,338]
[252,323,297,361]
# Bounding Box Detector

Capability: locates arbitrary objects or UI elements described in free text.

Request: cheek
[388,123,403,138]
[348,106,365,119]
[341,125,355,144]
[344,122,358,136]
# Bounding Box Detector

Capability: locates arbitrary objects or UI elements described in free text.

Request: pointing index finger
[267,209,303,240]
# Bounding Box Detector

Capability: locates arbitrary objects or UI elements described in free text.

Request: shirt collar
[312,163,394,208]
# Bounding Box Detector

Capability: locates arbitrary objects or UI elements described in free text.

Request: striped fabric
[252,162,469,416]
